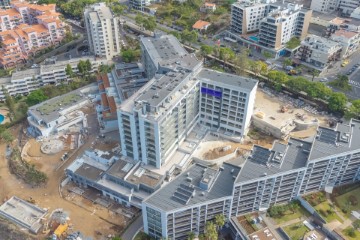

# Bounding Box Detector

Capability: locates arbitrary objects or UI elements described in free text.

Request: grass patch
[283,222,309,240]
[335,187,360,217]
[304,191,326,206]
[286,37,301,49]
[134,231,154,240]
[272,206,310,224]
[342,227,360,240]
[314,202,343,223]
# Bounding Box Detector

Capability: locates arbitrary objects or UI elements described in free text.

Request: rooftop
[0,196,47,233]
[85,2,114,21]
[196,68,258,91]
[75,163,104,181]
[140,34,187,67]
[332,29,358,39]
[28,90,87,123]
[192,20,211,30]
[144,163,240,211]
[308,119,360,161]
[237,138,311,183]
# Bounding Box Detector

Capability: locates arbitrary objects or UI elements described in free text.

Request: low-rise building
[192,20,211,32]
[330,29,360,58]
[27,89,90,137]
[0,56,104,100]
[296,35,342,70]
[66,148,165,207]
[200,3,216,12]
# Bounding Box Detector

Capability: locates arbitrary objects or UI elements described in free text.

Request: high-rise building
[84,3,121,60]
[117,35,258,168]
[310,0,360,15]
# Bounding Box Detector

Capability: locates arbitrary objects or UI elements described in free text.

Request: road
[121,214,143,240]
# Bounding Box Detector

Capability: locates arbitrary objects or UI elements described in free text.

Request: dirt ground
[0,110,126,239]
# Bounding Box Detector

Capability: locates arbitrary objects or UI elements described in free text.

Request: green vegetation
[267,201,309,224]
[135,14,157,31]
[9,148,48,187]
[346,99,360,119]
[133,231,154,240]
[335,187,360,216]
[342,227,360,239]
[121,48,141,63]
[0,129,14,144]
[304,191,326,206]
[283,222,309,240]
[315,202,343,223]
[286,37,301,49]
[26,89,48,106]
[329,75,352,91]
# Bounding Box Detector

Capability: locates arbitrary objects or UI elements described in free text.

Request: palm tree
[215,214,226,231]
[187,231,195,240]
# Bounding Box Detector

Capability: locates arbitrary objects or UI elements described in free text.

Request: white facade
[296,35,342,69]
[350,7,360,19]
[310,0,338,13]
[0,57,103,100]
[84,3,121,60]
[330,29,360,58]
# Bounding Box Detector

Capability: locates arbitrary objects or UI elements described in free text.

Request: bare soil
[0,110,127,239]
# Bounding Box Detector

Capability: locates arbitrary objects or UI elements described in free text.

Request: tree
[329,74,352,91]
[65,64,74,78]
[234,48,249,76]
[328,92,347,112]
[0,129,14,144]
[200,45,213,60]
[181,30,198,45]
[2,86,15,118]
[204,221,217,240]
[219,47,235,69]
[282,58,292,69]
[77,60,87,76]
[311,69,320,81]
[143,16,157,31]
[187,231,195,240]
[85,59,92,72]
[214,214,226,230]
[98,64,114,73]
[346,99,360,119]
[121,49,138,63]
[26,89,48,106]
[268,70,288,84]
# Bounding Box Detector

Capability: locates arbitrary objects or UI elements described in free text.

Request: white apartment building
[330,29,360,58]
[310,0,360,15]
[130,0,151,11]
[230,1,312,58]
[84,3,121,60]
[118,35,258,169]
[143,119,360,239]
[296,35,342,69]
[310,0,338,13]
[0,56,103,100]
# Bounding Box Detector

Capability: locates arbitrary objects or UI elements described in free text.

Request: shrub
[348,195,358,206]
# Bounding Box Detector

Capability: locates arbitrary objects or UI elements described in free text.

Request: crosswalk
[349,80,360,88]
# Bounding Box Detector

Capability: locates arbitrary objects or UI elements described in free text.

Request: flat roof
[144,163,240,212]
[28,90,87,123]
[237,138,311,183]
[0,196,47,233]
[196,68,258,91]
[309,119,360,161]
[141,34,187,67]
[74,163,104,181]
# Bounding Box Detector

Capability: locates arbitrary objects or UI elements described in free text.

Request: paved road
[121,214,143,240]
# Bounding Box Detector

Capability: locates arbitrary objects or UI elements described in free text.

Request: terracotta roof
[108,96,116,113]
[192,20,211,30]
[333,29,358,39]
[101,93,109,108]
[0,8,21,17]
[98,82,105,91]
[330,17,346,25]
[204,3,216,7]
[102,74,110,88]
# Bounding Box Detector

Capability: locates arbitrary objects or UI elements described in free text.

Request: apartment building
[296,34,342,70]
[143,163,240,239]
[143,119,360,239]
[96,63,147,133]
[330,29,360,58]
[140,34,187,79]
[84,3,121,60]
[0,56,103,100]
[0,2,66,68]
[338,0,360,16]
[230,1,312,58]
[0,0,10,9]
[310,0,338,13]
[118,35,257,169]
[130,0,151,11]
